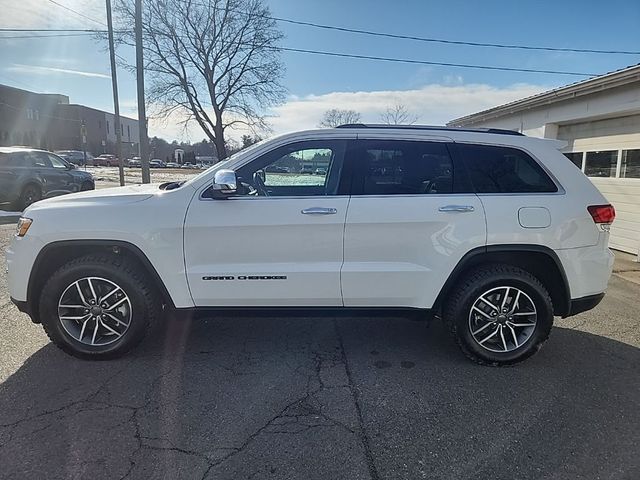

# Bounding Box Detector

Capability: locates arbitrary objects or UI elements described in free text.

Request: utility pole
[135,0,150,183]
[106,0,125,186]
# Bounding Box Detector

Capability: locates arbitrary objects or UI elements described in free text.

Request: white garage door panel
[611,224,640,239]
[590,178,640,255]
[610,235,638,254]
[610,202,640,216]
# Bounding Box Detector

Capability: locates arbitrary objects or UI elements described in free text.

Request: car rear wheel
[80,181,94,191]
[39,253,160,360]
[442,264,553,366]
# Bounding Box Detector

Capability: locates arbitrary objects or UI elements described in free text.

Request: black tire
[442,264,553,366]
[17,183,41,210]
[39,253,160,360]
[80,181,94,191]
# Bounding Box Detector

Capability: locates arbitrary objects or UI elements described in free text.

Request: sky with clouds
[1,0,638,142]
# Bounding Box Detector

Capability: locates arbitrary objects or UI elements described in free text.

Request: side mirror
[211,169,237,198]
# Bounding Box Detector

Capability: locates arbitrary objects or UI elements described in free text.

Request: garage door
[591,178,640,255]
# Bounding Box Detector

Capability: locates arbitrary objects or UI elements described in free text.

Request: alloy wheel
[57,277,132,346]
[468,286,537,353]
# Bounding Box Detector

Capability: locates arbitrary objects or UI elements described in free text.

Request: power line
[268,15,640,56]
[182,0,640,56]
[275,46,597,76]
[0,29,606,76]
[47,0,106,27]
[0,28,107,32]
[0,33,96,39]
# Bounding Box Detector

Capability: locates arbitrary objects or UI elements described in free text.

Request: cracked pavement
[1,224,639,479]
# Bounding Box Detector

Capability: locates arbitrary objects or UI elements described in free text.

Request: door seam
[339,195,352,307]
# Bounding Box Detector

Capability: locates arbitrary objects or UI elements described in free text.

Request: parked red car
[93,154,118,167]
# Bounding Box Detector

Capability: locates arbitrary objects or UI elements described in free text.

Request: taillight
[588,204,615,224]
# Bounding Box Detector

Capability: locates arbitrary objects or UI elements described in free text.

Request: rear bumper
[565,292,605,318]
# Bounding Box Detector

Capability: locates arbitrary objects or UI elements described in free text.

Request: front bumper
[566,292,605,317]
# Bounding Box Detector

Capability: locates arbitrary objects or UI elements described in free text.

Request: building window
[127,125,130,139]
[98,120,102,130]
[106,121,110,134]
[121,123,124,136]
[564,152,583,169]
[34,110,40,121]
[621,149,640,179]
[584,151,618,178]
[26,108,33,120]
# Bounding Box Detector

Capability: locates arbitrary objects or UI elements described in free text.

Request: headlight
[16,217,33,237]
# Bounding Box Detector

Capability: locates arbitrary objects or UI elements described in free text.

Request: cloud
[143,82,549,141]
[7,63,110,79]
[267,83,548,134]
[0,0,105,29]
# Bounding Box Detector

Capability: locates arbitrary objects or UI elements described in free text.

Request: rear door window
[0,153,17,166]
[351,140,454,195]
[456,144,558,193]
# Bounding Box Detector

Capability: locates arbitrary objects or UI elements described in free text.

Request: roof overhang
[448,64,640,126]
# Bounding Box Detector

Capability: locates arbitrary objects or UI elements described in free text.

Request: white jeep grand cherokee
[6,125,615,365]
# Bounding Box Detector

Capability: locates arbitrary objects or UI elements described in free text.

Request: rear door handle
[301,207,337,215]
[438,205,475,213]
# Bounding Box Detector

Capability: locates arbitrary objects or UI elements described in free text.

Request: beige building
[448,64,640,255]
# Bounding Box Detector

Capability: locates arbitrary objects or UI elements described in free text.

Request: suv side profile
[6,126,615,365]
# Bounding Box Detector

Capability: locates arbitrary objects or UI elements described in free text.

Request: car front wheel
[443,264,553,366]
[39,253,160,359]
[17,184,41,210]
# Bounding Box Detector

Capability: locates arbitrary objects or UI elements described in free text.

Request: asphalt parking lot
[0,223,638,480]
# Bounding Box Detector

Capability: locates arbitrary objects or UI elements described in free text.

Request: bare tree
[380,104,419,125]
[318,109,362,128]
[115,0,285,160]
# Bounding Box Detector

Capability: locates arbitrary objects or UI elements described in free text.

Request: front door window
[232,140,346,197]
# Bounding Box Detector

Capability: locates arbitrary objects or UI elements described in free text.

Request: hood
[25,183,161,212]
[69,169,94,179]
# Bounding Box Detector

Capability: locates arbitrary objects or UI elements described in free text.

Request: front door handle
[301,207,337,215]
[438,205,475,213]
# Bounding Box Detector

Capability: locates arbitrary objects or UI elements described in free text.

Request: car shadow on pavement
[0,315,638,480]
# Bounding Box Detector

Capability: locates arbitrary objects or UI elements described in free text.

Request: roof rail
[335,123,524,136]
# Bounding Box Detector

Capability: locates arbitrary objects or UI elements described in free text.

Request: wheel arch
[20,179,43,195]
[27,240,175,323]
[434,244,571,317]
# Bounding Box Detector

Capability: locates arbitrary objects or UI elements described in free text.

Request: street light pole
[106,0,125,186]
[135,0,150,183]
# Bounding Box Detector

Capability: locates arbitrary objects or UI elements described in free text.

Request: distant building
[448,64,640,255]
[49,104,139,159]
[0,84,139,158]
[0,84,68,148]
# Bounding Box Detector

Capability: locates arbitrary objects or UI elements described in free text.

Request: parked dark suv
[0,147,95,210]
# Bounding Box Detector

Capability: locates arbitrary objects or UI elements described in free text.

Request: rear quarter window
[457,144,558,193]
[0,153,23,167]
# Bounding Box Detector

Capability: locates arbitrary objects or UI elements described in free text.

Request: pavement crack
[333,319,381,480]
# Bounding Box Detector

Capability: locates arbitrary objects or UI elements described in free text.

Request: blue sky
[1,0,639,139]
